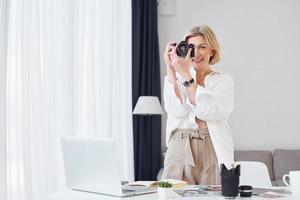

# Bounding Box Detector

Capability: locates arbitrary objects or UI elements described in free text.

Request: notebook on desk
[61,137,156,197]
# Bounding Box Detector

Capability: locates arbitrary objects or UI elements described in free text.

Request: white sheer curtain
[0,0,9,199]
[2,0,134,200]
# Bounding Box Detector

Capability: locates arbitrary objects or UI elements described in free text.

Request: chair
[235,161,272,188]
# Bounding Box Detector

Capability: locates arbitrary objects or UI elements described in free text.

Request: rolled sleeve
[163,76,189,118]
[186,74,234,121]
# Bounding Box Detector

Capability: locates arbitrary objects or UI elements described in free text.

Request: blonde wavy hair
[184,25,221,65]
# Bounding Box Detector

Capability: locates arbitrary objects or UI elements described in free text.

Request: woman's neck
[196,66,213,83]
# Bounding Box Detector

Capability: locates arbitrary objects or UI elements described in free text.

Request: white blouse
[163,68,235,169]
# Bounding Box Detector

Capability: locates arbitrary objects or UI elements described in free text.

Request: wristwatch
[183,78,195,87]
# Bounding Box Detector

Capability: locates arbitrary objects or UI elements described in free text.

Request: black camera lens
[239,185,253,197]
[176,41,195,58]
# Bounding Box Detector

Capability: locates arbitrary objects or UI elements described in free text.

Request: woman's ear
[209,50,215,63]
[210,49,215,57]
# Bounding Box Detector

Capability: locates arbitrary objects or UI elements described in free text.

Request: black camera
[171,41,195,58]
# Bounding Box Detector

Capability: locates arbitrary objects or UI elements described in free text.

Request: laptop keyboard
[122,188,136,193]
[121,181,129,185]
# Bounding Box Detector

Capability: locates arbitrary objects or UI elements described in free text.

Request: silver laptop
[61,137,156,197]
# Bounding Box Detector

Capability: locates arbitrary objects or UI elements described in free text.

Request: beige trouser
[161,128,221,185]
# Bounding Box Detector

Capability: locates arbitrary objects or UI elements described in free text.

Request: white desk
[45,187,297,200]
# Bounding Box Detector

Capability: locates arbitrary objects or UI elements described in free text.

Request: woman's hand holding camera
[164,42,192,82]
[164,41,194,104]
[170,47,192,78]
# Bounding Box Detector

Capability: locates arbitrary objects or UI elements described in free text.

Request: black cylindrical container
[220,164,240,199]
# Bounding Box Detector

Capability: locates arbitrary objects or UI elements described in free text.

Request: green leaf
[158,181,173,188]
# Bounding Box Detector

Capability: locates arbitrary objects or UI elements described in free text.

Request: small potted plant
[157,181,175,199]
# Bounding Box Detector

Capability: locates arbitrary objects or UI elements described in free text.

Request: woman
[161,25,234,185]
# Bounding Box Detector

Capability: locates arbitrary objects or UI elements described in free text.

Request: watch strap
[183,78,195,87]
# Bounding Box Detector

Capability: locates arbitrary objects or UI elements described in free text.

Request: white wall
[158,0,300,151]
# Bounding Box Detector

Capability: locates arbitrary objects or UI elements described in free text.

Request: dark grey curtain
[132,0,161,180]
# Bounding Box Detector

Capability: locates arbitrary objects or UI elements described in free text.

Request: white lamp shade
[133,96,164,115]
